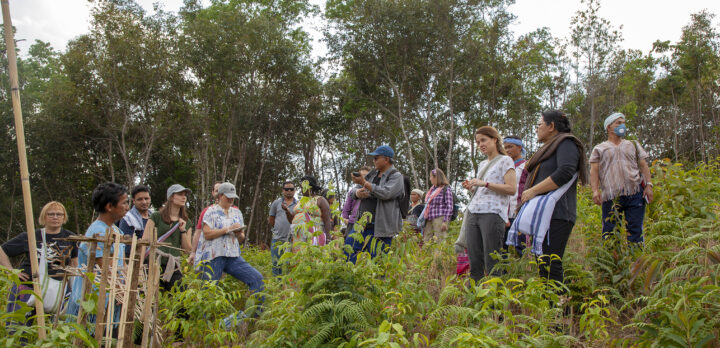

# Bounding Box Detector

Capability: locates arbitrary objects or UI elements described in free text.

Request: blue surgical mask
[614,124,627,137]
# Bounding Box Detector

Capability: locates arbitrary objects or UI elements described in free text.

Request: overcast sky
[7,0,720,59]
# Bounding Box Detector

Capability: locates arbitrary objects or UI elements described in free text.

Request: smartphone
[352,172,360,177]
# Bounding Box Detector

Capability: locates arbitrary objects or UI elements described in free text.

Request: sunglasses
[283,187,295,191]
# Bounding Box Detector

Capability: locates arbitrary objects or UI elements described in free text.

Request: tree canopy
[1,0,719,245]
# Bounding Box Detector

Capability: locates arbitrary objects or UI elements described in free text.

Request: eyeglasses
[283,187,295,191]
[47,213,65,217]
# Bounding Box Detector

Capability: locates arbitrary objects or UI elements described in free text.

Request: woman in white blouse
[461,126,517,280]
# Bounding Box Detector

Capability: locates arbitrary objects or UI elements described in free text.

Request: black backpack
[386,168,411,219]
[442,186,461,221]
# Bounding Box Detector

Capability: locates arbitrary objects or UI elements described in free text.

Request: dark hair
[475,126,508,156]
[131,184,150,199]
[92,182,127,213]
[299,175,322,195]
[321,188,335,199]
[282,181,295,188]
[541,110,572,133]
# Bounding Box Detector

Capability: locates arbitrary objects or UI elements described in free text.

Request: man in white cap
[589,112,654,245]
[196,182,264,295]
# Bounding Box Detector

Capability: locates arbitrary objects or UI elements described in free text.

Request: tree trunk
[588,94,596,149]
[695,83,706,163]
[446,78,455,178]
[671,89,679,161]
[233,140,247,194]
[303,138,315,177]
[391,85,421,188]
[108,138,115,182]
[246,138,268,246]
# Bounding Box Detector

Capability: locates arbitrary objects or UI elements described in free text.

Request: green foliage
[2,158,720,346]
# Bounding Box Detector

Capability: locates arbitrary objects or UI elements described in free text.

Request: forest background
[1,0,719,247]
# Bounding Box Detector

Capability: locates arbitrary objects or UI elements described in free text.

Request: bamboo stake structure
[141,229,159,348]
[76,239,98,327]
[94,230,114,343]
[0,0,46,338]
[104,232,122,346]
[117,234,138,347]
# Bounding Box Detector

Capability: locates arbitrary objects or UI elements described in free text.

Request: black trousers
[537,219,574,285]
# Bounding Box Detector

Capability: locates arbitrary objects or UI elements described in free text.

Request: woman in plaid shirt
[422,168,454,243]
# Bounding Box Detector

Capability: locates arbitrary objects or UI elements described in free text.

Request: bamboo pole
[141,229,158,348]
[76,240,98,327]
[104,232,122,346]
[94,230,114,343]
[118,234,138,347]
[0,0,46,338]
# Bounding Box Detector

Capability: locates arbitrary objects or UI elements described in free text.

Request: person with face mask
[590,112,654,245]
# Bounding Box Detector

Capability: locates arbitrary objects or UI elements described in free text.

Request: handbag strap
[473,155,503,190]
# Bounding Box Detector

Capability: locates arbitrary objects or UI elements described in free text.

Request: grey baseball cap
[166,184,192,200]
[217,182,239,199]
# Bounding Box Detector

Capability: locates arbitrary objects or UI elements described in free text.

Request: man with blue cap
[345,145,405,262]
[589,112,654,245]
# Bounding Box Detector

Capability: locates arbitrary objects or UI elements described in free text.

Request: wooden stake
[141,229,159,348]
[104,232,122,345]
[94,230,114,343]
[0,0,45,337]
[76,239,98,327]
[149,262,161,348]
[118,235,138,347]
[73,239,96,347]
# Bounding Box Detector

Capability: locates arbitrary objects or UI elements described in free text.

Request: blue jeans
[344,226,393,263]
[271,239,287,276]
[199,256,265,294]
[602,187,646,244]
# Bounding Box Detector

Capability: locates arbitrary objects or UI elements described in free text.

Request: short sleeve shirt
[468,155,515,222]
[269,198,298,242]
[79,220,125,268]
[508,161,526,219]
[589,140,648,202]
[196,204,243,261]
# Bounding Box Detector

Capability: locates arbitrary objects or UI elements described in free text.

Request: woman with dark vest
[518,110,588,286]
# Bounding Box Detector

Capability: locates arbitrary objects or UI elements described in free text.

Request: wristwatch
[646,182,654,188]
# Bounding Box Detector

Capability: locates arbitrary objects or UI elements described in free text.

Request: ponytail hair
[475,126,507,156]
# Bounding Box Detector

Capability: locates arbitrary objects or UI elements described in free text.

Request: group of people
[1,109,654,329]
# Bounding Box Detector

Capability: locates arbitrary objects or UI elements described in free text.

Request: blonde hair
[475,126,507,156]
[38,201,68,226]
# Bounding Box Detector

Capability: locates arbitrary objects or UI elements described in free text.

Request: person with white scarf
[119,185,153,257]
[508,110,588,287]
